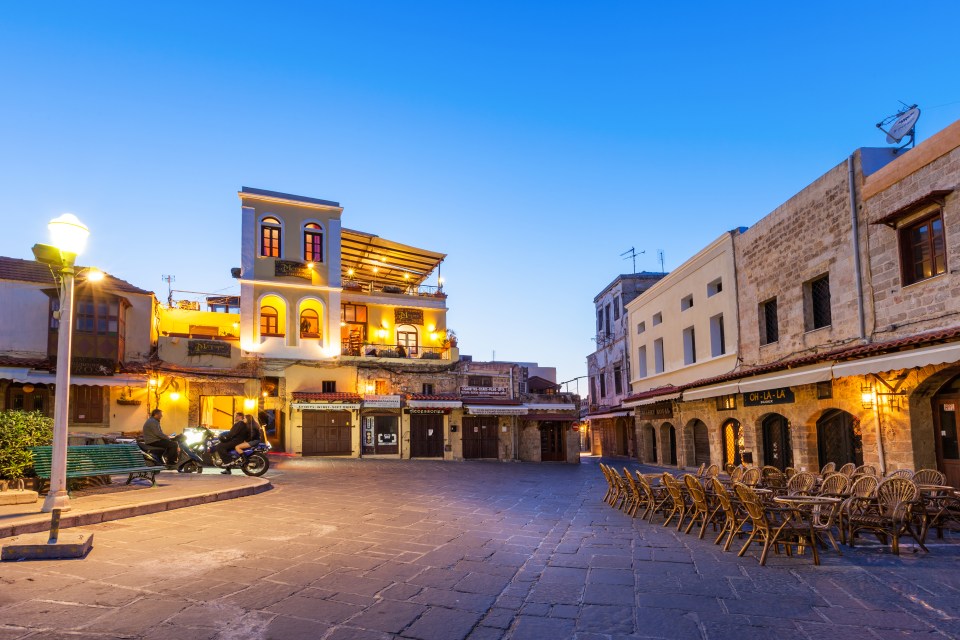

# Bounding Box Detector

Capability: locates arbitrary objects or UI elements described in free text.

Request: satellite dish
[887,107,920,143]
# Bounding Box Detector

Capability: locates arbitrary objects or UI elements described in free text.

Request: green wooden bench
[31,443,160,493]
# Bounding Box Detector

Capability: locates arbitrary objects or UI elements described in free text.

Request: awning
[832,342,960,379]
[523,413,578,421]
[624,392,681,407]
[464,404,528,416]
[0,368,148,387]
[587,409,632,420]
[524,403,577,411]
[291,402,361,410]
[407,399,462,409]
[737,364,833,394]
[681,382,740,402]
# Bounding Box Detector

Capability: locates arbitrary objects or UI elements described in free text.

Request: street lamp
[32,213,90,513]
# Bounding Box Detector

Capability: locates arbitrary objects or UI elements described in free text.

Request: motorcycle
[178,426,271,477]
[138,434,197,472]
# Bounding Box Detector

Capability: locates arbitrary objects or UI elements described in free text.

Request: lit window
[304,223,323,263]
[900,211,946,285]
[300,309,320,338]
[260,217,281,257]
[260,306,279,335]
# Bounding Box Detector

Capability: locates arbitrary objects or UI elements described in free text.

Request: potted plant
[442,329,458,349]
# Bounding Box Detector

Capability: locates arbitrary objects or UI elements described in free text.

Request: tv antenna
[658,250,665,274]
[620,247,644,273]
[877,103,920,154]
[161,275,175,306]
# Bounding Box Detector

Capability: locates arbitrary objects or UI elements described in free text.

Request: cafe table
[774,495,843,555]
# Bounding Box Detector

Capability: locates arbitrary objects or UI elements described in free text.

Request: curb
[0,478,272,539]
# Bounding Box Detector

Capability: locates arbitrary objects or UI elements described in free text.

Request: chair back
[705,464,720,478]
[849,474,879,498]
[787,471,817,495]
[662,473,685,504]
[741,467,762,487]
[838,462,856,477]
[885,469,914,480]
[734,483,766,523]
[913,468,946,485]
[761,466,786,489]
[784,466,797,479]
[695,463,706,477]
[712,477,736,517]
[635,472,656,503]
[875,477,919,518]
[623,467,642,500]
[818,472,850,496]
[683,474,708,511]
[820,461,836,475]
[854,464,877,477]
[729,466,744,483]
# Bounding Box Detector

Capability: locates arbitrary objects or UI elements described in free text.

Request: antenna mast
[658,250,665,274]
[161,275,175,306]
[620,247,644,274]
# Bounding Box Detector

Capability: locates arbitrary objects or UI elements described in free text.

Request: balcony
[342,281,447,299]
[341,341,451,361]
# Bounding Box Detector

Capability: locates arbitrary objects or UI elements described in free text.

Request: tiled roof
[459,397,523,405]
[623,325,960,402]
[0,256,152,296]
[153,361,258,379]
[291,392,363,402]
[0,355,50,369]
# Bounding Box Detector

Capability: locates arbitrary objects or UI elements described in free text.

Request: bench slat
[31,444,160,488]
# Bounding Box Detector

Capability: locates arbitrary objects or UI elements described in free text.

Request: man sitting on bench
[142,409,178,467]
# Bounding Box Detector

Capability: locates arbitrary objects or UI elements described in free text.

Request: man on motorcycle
[216,412,248,474]
[142,409,178,467]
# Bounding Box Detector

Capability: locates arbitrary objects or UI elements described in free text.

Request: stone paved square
[2,457,959,639]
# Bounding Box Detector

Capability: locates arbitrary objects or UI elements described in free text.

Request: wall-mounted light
[85,269,105,282]
[22,383,35,394]
[149,377,159,388]
[262,391,269,398]
[169,391,181,402]
[243,397,258,410]
[861,383,875,409]
[365,383,375,393]
[307,262,315,269]
[347,268,354,276]
[372,266,379,274]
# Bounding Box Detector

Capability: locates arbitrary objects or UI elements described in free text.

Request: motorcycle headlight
[183,429,204,446]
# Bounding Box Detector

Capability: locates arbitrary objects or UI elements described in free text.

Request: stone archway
[689,419,711,467]
[660,422,677,466]
[641,423,658,463]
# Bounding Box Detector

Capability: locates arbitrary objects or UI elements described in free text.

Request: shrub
[0,411,54,480]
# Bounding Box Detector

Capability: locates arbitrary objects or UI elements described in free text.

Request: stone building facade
[620,118,960,487]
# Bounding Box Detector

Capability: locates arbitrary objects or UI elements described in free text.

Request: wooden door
[933,399,960,488]
[816,409,862,469]
[302,410,352,456]
[463,417,499,459]
[410,414,444,458]
[540,422,566,462]
[693,421,711,466]
[723,419,742,467]
[667,425,677,465]
[762,414,792,470]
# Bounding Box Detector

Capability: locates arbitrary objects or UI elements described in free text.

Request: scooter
[178,426,271,477]
[138,434,197,472]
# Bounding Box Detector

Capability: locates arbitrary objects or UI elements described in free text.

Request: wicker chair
[711,477,747,551]
[607,467,629,510]
[913,469,946,485]
[661,473,692,531]
[818,473,850,498]
[600,464,617,505]
[838,475,879,544]
[786,471,817,496]
[761,466,787,490]
[735,483,820,566]
[683,474,720,539]
[729,466,745,483]
[820,462,836,476]
[838,463,856,477]
[848,477,926,555]
[622,467,645,517]
[705,464,720,478]
[854,464,877,478]
[694,463,706,478]
[784,466,797,479]
[741,467,762,487]
[885,469,914,480]
[635,472,671,522]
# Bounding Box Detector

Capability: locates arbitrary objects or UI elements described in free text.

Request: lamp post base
[41,491,72,513]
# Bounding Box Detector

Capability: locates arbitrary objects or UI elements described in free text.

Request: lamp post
[32,214,90,513]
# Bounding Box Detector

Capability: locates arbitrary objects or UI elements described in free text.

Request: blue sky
[2,2,959,390]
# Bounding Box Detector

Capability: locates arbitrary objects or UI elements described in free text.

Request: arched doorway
[816,409,862,469]
[932,375,960,487]
[761,414,792,470]
[539,422,566,462]
[722,419,742,468]
[661,422,677,465]
[642,424,658,463]
[615,418,629,456]
[691,420,711,467]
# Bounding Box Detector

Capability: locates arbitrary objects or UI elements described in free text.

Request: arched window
[304,223,323,263]
[300,309,320,338]
[260,217,281,257]
[722,419,742,467]
[260,306,279,335]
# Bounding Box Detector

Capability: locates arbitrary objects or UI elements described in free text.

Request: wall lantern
[860,384,875,409]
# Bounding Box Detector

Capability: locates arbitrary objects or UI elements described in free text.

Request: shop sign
[635,401,673,421]
[408,408,450,414]
[394,308,424,325]
[187,339,232,358]
[363,394,402,408]
[743,387,795,406]
[460,386,508,398]
[274,259,312,281]
[292,402,361,411]
[465,406,527,416]
[65,357,115,376]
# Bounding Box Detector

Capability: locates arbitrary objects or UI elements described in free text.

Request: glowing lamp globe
[48,214,90,256]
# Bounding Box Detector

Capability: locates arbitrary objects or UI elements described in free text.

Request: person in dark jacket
[216,412,248,474]
[142,409,178,465]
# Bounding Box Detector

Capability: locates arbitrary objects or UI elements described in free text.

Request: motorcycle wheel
[179,460,203,474]
[241,453,270,477]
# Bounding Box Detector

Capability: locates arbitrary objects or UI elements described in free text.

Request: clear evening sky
[2,2,959,391]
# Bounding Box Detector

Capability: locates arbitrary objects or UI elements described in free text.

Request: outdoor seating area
[599,462,960,566]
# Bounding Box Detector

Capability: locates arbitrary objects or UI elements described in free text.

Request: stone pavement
[1,456,959,639]
[0,470,270,538]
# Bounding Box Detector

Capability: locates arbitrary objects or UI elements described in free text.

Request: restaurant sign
[743,387,795,407]
[460,386,508,398]
[408,408,450,415]
[188,339,232,358]
[634,401,673,421]
[67,357,115,376]
[394,308,424,325]
[274,260,312,281]
[362,394,402,408]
